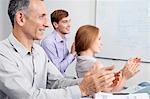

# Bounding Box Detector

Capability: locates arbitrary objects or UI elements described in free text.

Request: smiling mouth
[39,29,45,32]
[66,27,70,30]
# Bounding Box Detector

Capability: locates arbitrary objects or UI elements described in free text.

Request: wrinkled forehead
[28,0,47,15]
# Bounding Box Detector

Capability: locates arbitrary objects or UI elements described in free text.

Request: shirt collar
[53,30,67,43]
[8,33,36,57]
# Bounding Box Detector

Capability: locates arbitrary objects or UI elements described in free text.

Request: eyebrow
[61,19,71,22]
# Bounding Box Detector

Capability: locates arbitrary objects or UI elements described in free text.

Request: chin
[65,31,70,34]
[96,51,100,53]
[64,32,69,35]
[37,33,44,40]
[96,49,101,53]
[35,36,43,40]
[38,37,43,40]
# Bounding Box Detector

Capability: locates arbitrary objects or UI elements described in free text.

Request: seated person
[41,9,76,75]
[75,25,141,91]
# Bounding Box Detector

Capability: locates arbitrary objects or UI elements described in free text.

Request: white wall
[0,0,11,40]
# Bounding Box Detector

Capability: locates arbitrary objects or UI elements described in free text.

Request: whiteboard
[95,0,150,62]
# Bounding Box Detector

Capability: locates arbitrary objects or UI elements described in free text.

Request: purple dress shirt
[41,30,75,74]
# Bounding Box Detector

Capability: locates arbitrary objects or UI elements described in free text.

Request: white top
[76,56,97,78]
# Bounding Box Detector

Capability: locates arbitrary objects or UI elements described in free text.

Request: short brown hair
[75,25,99,55]
[51,9,68,29]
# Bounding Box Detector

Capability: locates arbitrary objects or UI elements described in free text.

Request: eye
[39,14,46,19]
[61,19,71,24]
[62,20,68,23]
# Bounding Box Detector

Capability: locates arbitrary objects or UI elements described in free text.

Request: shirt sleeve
[0,53,81,99]
[46,60,83,89]
[41,40,75,74]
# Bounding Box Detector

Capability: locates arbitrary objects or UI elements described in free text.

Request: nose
[67,23,71,28]
[44,20,49,28]
[68,20,71,27]
[43,17,49,28]
[100,42,103,46]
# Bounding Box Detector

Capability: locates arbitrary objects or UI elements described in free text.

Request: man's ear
[53,22,58,29]
[15,11,26,26]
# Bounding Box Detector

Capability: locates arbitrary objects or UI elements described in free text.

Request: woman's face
[90,32,102,53]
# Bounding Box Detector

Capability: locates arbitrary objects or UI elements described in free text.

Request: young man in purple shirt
[41,9,76,74]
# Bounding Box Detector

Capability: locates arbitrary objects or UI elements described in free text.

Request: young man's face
[23,0,49,40]
[55,16,71,35]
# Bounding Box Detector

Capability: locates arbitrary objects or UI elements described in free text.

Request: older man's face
[23,0,49,40]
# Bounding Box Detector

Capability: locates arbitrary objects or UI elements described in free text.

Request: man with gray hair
[0,0,116,99]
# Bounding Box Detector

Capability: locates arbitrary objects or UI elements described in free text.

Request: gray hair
[8,0,30,28]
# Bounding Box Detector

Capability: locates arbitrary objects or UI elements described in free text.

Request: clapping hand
[122,57,141,80]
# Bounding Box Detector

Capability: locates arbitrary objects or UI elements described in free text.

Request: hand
[111,71,125,91]
[112,71,122,87]
[79,64,116,96]
[96,67,116,92]
[70,42,76,56]
[90,65,116,92]
[122,57,141,80]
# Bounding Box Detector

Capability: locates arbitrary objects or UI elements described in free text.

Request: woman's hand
[80,63,116,96]
[122,57,141,80]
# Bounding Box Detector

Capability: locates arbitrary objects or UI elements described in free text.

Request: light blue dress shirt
[41,30,75,74]
[0,33,81,99]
